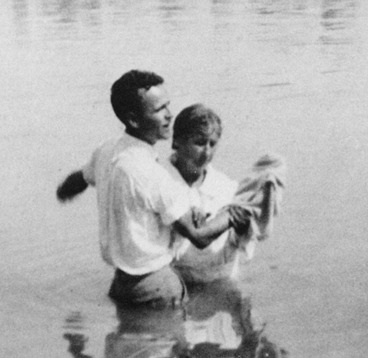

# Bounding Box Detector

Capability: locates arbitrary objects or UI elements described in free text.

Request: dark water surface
[0,0,367,357]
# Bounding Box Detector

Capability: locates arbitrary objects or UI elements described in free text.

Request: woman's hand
[227,205,251,235]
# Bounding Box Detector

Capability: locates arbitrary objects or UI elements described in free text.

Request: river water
[0,0,367,357]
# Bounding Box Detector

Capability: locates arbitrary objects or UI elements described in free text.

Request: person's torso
[164,160,239,277]
[89,134,186,274]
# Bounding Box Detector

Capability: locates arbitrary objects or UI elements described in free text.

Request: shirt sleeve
[149,164,191,226]
[113,154,191,227]
[82,148,98,186]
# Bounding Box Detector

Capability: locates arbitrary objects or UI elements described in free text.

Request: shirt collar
[169,155,217,197]
[122,131,159,161]
[197,164,216,196]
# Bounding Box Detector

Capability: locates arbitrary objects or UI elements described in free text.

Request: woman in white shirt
[167,103,285,284]
[164,103,245,283]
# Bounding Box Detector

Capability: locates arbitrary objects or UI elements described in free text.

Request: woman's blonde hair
[172,104,222,148]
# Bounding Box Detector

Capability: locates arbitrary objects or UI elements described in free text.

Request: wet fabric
[171,154,286,283]
[108,266,187,308]
[228,153,286,259]
[82,133,190,275]
[165,163,239,282]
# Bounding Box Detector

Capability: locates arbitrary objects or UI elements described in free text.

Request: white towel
[229,154,286,259]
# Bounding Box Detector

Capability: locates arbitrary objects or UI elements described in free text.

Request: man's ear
[172,138,179,149]
[126,112,140,129]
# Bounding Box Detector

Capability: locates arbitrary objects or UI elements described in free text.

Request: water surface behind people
[0,0,367,357]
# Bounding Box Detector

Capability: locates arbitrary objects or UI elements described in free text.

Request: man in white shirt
[57,70,248,307]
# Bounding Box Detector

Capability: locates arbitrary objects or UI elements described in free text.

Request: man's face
[137,84,172,144]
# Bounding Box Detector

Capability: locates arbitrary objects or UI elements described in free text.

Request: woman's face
[175,128,221,172]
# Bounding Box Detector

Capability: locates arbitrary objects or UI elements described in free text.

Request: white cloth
[82,133,191,275]
[228,154,286,252]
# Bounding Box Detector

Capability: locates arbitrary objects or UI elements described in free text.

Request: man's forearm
[191,211,231,248]
[174,210,231,249]
[174,205,250,249]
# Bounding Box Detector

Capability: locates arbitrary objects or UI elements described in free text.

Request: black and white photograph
[1,0,367,357]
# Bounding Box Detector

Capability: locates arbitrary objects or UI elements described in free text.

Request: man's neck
[125,128,156,146]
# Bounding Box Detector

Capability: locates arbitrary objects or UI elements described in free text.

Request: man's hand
[191,207,210,228]
[57,170,89,203]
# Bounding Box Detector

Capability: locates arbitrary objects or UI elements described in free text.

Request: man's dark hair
[172,103,223,148]
[110,70,164,126]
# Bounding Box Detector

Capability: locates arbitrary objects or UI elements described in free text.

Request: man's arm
[56,170,89,203]
[173,206,250,249]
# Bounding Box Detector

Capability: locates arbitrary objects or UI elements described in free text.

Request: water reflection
[105,305,186,357]
[64,333,93,358]
[105,280,287,358]
[64,311,92,358]
[157,0,186,31]
[12,0,28,36]
[40,0,75,22]
[12,0,28,20]
[157,0,184,14]
[9,0,360,49]
[320,0,356,45]
[12,0,102,28]
[184,281,288,358]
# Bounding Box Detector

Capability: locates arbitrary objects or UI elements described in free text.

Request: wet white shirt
[163,161,240,282]
[82,133,190,275]
[167,154,285,283]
